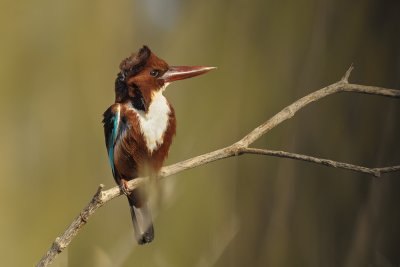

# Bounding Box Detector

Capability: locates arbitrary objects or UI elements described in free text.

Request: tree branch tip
[341,64,354,83]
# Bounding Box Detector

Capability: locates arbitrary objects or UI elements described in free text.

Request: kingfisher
[102,45,215,244]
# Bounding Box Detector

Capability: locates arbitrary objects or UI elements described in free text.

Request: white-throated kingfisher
[102,46,215,244]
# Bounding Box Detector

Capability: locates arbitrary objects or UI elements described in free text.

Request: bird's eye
[150,70,159,77]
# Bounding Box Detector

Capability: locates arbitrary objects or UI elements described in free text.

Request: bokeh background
[1,0,399,266]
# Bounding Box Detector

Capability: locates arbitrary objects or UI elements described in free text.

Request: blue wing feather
[103,105,121,178]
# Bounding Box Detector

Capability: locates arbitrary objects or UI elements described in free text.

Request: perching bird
[102,46,215,244]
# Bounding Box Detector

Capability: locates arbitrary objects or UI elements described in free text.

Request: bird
[102,45,215,244]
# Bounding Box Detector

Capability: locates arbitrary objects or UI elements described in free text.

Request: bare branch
[375,165,400,175]
[239,148,400,178]
[236,82,400,148]
[37,68,400,267]
[341,64,354,83]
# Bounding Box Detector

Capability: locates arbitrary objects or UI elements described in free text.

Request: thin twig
[36,66,400,267]
[239,148,400,178]
[341,63,354,83]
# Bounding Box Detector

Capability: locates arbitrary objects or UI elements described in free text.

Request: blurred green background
[1,0,399,266]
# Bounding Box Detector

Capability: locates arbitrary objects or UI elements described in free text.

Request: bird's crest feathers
[119,46,152,78]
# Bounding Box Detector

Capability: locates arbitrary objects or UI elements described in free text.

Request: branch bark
[36,67,400,267]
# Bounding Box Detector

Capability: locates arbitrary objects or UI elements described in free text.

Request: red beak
[159,66,216,83]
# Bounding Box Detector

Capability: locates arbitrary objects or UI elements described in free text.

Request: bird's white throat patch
[133,90,170,153]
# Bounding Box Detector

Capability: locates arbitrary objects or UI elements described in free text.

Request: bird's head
[115,45,215,111]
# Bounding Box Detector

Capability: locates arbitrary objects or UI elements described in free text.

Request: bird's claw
[119,180,130,196]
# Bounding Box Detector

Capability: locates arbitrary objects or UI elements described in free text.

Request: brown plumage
[112,102,176,178]
[103,45,215,245]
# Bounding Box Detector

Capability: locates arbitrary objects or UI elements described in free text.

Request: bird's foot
[119,179,130,196]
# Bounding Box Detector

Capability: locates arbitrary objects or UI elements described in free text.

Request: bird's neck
[128,91,172,153]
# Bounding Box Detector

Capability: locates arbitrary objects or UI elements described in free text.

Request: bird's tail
[127,193,154,245]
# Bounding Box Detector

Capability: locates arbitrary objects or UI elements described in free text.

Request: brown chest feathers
[113,93,176,179]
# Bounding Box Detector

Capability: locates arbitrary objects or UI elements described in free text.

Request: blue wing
[102,105,121,177]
